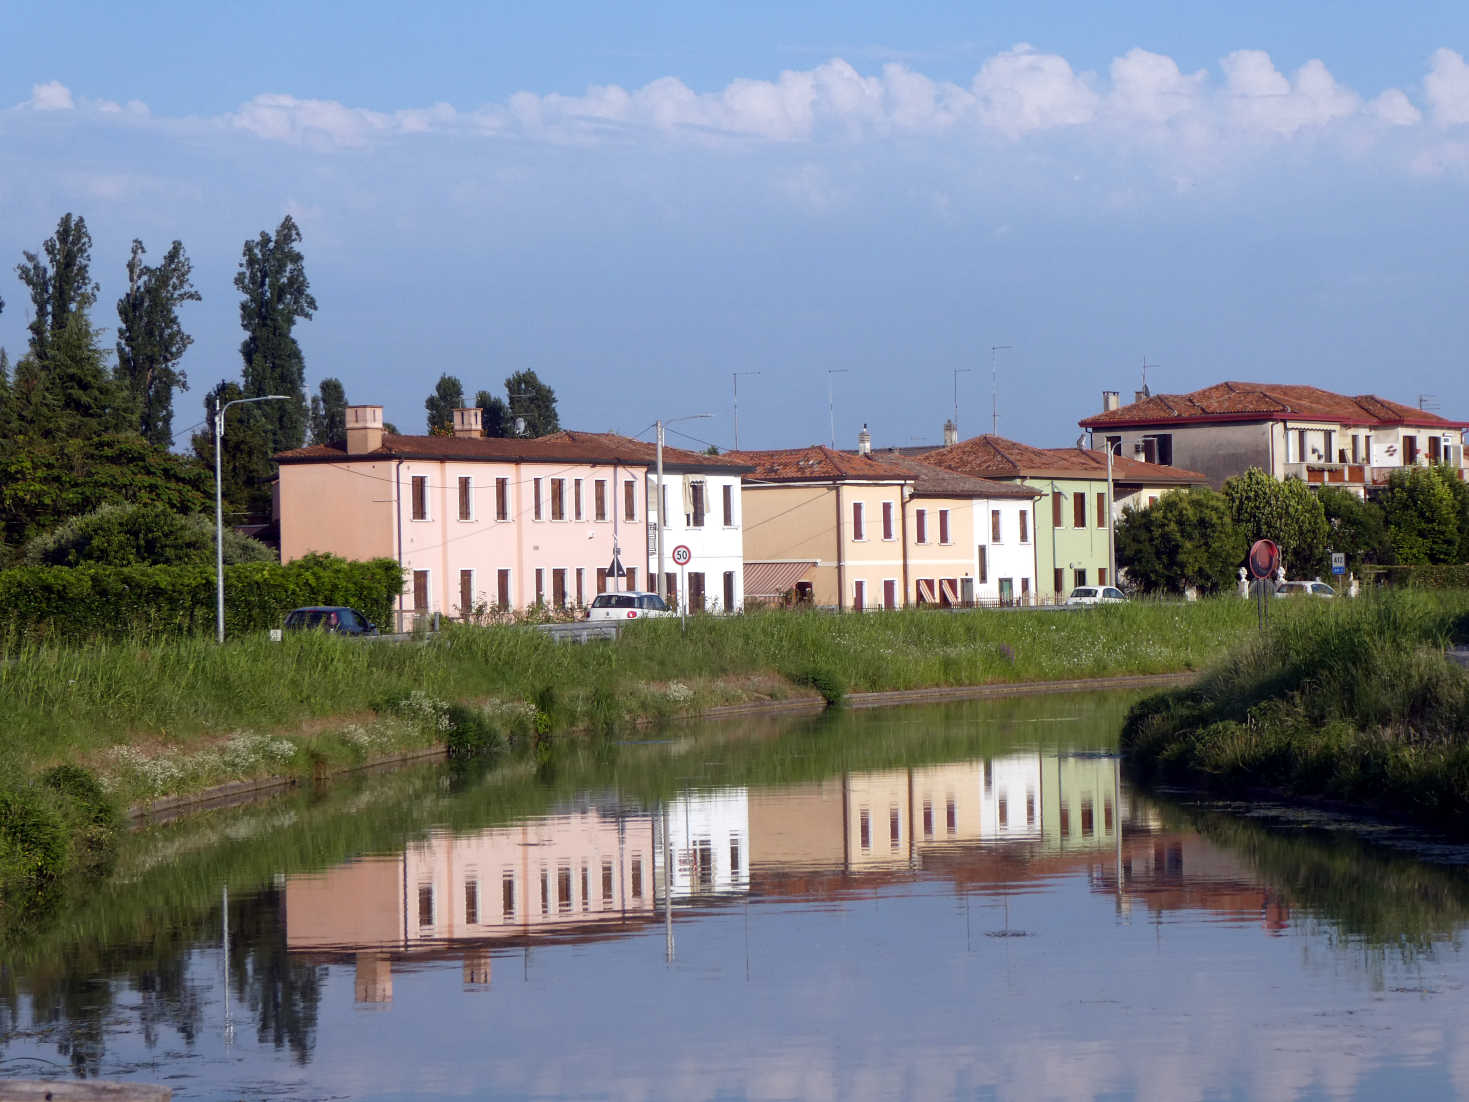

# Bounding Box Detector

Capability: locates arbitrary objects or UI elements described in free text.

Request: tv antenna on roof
[1419,394,1440,412]
[1141,356,1159,398]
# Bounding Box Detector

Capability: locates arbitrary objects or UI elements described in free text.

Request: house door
[688,571,706,612]
[998,578,1014,607]
[552,569,567,608]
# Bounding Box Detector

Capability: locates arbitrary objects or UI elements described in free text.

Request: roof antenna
[1141,356,1159,398]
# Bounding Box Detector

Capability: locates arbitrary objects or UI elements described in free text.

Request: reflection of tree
[229,886,323,1065]
[26,970,112,1077]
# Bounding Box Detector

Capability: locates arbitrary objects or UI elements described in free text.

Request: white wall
[644,470,746,612]
[654,788,750,898]
[972,497,1037,605]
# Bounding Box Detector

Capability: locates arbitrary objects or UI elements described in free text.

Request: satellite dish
[514,417,527,436]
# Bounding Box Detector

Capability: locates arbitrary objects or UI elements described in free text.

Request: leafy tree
[1379,466,1459,564]
[0,347,12,439]
[1115,488,1245,595]
[308,377,347,446]
[425,373,464,434]
[1430,463,1469,563]
[0,433,211,554]
[22,502,272,567]
[475,389,509,437]
[506,369,559,437]
[16,213,97,368]
[1317,486,1391,572]
[190,381,277,520]
[235,214,315,454]
[116,239,201,447]
[1222,468,1329,577]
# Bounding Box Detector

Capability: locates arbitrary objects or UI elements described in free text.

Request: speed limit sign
[671,544,692,566]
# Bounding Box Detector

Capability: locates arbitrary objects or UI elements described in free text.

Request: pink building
[275,405,735,625]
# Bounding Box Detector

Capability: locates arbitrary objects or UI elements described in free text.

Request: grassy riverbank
[0,601,1258,805]
[1121,592,1469,831]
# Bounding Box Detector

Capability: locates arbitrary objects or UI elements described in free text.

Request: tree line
[1116,464,1469,595]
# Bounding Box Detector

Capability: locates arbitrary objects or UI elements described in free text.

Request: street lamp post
[990,345,1012,436]
[654,413,711,606]
[826,368,848,449]
[732,371,760,450]
[215,394,290,643]
[952,366,972,437]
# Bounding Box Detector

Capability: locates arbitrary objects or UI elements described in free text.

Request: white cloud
[1219,51,1360,135]
[1108,49,1207,124]
[1425,48,1469,126]
[972,44,1098,136]
[27,80,74,110]
[1368,88,1422,126]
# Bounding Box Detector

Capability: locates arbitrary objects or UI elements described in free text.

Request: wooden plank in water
[0,1082,171,1102]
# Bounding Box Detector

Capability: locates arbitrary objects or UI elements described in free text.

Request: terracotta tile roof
[726,445,913,483]
[277,430,749,471]
[1079,381,1469,430]
[869,451,1039,499]
[922,435,1205,484]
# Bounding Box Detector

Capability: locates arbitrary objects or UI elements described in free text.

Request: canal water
[5,690,1469,1101]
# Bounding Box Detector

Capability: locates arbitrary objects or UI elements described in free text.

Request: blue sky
[2,2,1468,453]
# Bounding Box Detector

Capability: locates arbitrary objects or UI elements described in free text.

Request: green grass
[1122,591,1469,831]
[0,599,1266,804]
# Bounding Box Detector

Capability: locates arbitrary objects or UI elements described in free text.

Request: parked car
[283,606,378,634]
[1275,580,1336,598]
[586,592,674,621]
[1066,586,1126,606]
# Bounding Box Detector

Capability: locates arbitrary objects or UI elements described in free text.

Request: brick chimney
[345,405,384,454]
[453,407,483,439]
[943,419,958,446]
[1102,390,1120,412]
[857,424,871,455]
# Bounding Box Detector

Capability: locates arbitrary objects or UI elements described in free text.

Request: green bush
[0,786,70,890]
[785,663,848,708]
[442,703,507,760]
[0,554,403,642]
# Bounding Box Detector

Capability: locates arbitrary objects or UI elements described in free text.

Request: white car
[586,591,674,621]
[1066,585,1126,606]
[1275,580,1336,598]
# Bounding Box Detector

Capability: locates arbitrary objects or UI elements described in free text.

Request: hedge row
[1365,564,1469,590]
[0,554,404,643]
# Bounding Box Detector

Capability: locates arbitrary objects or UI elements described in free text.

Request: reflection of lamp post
[215,394,289,643]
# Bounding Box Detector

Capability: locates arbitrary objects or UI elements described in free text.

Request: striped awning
[744,560,817,599]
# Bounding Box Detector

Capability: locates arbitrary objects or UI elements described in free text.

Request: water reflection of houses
[283,756,1290,1005]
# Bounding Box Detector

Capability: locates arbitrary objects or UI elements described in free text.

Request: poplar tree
[505,369,559,437]
[17,212,97,368]
[308,377,348,446]
[235,214,316,453]
[425,374,464,434]
[475,389,509,437]
[116,239,201,447]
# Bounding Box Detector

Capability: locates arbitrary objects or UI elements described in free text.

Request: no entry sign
[1248,539,1280,581]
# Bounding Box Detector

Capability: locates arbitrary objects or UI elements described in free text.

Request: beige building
[1080,381,1469,491]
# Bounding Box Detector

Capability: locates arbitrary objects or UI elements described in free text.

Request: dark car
[283,606,378,635]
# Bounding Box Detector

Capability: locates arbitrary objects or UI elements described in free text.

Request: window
[859,809,871,851]
[497,569,511,610]
[540,870,550,915]
[882,501,894,540]
[601,861,613,903]
[413,570,429,611]
[495,477,509,521]
[1053,568,1064,594]
[574,479,584,520]
[1052,492,1063,527]
[991,509,1001,542]
[411,475,428,520]
[688,571,705,611]
[550,478,565,520]
[552,568,567,607]
[557,866,572,912]
[852,501,865,540]
[685,480,703,527]
[502,872,515,918]
[532,477,543,521]
[594,479,607,521]
[1021,577,1030,603]
[730,838,741,877]
[853,579,866,609]
[722,484,733,526]
[664,572,677,609]
[624,480,636,521]
[939,509,950,544]
[458,476,472,521]
[535,568,544,605]
[1027,790,1036,826]
[1404,436,1419,465]
[1096,493,1107,528]
[1081,799,1094,837]
[723,571,736,612]
[922,802,934,839]
[883,579,897,609]
[418,884,434,928]
[977,546,988,584]
[998,796,1008,828]
[946,799,957,835]
[459,570,474,618]
[1148,495,1158,507]
[1073,492,1086,528]
[889,806,901,849]
[581,865,589,911]
[575,568,584,606]
[1019,510,1029,543]
[915,509,927,543]
[465,880,479,925]
[631,856,643,899]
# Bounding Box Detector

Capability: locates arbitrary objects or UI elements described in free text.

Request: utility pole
[653,414,710,603]
[732,371,760,450]
[953,367,972,437]
[990,346,1012,435]
[827,368,849,449]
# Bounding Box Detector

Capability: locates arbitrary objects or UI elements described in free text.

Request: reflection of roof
[277,430,748,471]
[923,435,1205,484]
[727,445,912,482]
[1080,381,1469,431]
[745,561,817,598]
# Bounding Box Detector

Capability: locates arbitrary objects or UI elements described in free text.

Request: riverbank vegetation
[1121,592,1469,831]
